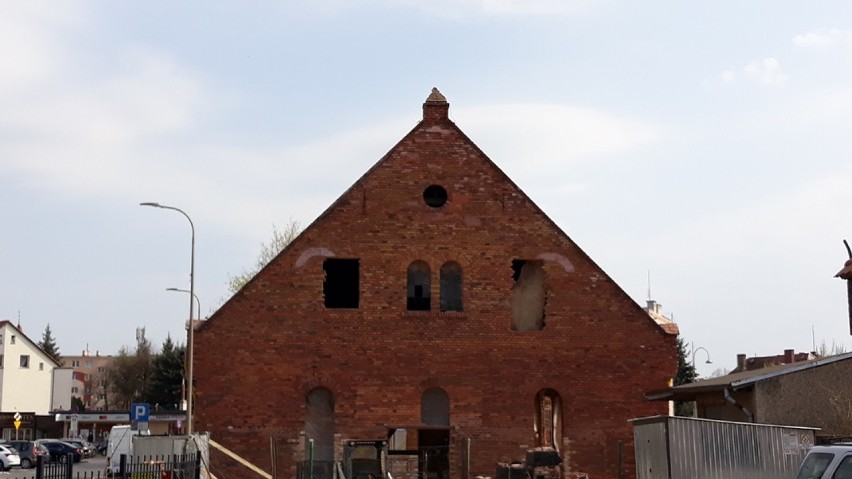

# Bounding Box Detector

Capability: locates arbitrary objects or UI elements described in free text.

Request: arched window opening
[511,260,546,331]
[440,262,463,312]
[421,387,450,426]
[407,261,431,311]
[306,387,335,473]
[534,389,562,451]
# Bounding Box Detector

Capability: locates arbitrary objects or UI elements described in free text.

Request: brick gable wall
[194,93,676,479]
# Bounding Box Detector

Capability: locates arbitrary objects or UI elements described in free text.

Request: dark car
[5,440,48,468]
[61,439,95,458]
[38,441,83,463]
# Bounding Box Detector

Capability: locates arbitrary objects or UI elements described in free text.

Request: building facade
[0,320,72,439]
[61,349,116,411]
[649,352,852,442]
[194,90,678,479]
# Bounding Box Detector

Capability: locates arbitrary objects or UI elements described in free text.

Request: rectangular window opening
[324,258,360,309]
[20,355,30,368]
[409,284,431,311]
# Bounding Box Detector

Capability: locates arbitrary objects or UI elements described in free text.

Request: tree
[674,337,697,416]
[145,335,185,410]
[106,327,154,409]
[71,396,86,413]
[816,339,847,358]
[38,323,61,362]
[91,370,112,411]
[228,220,302,293]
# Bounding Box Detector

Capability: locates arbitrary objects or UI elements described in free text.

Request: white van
[106,425,147,475]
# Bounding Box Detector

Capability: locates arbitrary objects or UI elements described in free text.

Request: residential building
[729,348,816,373]
[647,351,852,441]
[0,320,72,439]
[194,89,679,479]
[643,299,678,334]
[61,348,116,411]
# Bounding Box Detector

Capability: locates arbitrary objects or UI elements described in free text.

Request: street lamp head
[139,202,162,208]
[705,359,713,364]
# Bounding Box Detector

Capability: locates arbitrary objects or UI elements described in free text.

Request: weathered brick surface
[195,92,677,479]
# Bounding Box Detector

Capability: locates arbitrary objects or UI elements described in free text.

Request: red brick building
[194,89,678,479]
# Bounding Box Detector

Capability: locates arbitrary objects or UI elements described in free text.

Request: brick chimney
[423,87,450,123]
[737,354,746,370]
[783,349,795,364]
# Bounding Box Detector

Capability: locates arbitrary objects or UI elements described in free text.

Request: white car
[796,444,852,479]
[0,444,21,471]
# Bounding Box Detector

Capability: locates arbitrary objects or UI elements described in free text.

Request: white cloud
[718,57,787,86]
[720,70,737,83]
[743,57,787,86]
[793,28,852,50]
[0,3,84,89]
[0,4,210,202]
[458,103,661,163]
[0,47,209,197]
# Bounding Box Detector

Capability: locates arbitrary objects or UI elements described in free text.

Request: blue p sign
[131,403,150,422]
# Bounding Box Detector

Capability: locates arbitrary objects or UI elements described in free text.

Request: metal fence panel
[634,419,670,479]
[633,415,815,479]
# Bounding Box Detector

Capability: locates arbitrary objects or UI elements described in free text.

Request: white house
[0,320,71,435]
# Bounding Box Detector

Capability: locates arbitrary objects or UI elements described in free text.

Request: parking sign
[131,403,150,422]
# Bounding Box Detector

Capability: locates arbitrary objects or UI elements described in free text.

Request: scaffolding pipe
[466,437,471,479]
[309,439,315,479]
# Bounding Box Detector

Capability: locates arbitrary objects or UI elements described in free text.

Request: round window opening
[423,185,448,208]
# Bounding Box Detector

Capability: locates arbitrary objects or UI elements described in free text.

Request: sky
[2,1,852,378]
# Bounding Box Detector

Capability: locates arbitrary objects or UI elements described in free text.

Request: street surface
[2,455,107,479]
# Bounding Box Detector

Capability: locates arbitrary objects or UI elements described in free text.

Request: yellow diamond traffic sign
[13,411,21,421]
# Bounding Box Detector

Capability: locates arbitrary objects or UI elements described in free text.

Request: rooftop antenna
[647,271,652,300]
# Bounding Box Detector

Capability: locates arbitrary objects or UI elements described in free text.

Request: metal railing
[24,452,201,479]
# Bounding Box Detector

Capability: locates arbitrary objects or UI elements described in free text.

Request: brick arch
[421,387,450,427]
[299,374,336,398]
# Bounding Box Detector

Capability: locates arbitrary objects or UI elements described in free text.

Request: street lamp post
[141,202,195,435]
[166,287,201,321]
[691,343,713,367]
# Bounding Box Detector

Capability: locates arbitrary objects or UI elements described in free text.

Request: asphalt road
[3,454,107,479]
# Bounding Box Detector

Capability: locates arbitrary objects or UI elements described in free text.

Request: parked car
[5,440,48,469]
[796,444,852,478]
[0,444,21,471]
[38,440,83,463]
[62,439,95,458]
